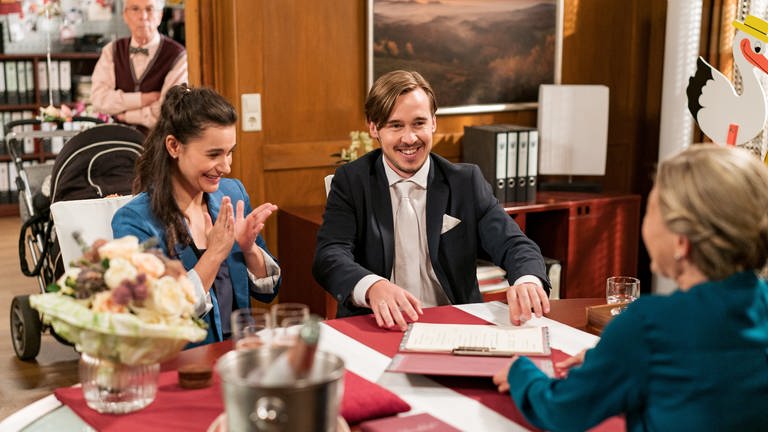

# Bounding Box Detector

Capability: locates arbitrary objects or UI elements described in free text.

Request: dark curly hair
[133,84,237,254]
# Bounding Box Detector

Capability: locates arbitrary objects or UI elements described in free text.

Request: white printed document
[400,322,550,356]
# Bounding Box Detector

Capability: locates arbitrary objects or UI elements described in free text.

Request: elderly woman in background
[494,144,768,431]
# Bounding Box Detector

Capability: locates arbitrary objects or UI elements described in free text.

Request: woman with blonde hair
[494,144,768,431]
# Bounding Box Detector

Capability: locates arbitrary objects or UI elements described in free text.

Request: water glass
[79,353,159,414]
[231,308,273,350]
[606,276,640,316]
[271,303,310,347]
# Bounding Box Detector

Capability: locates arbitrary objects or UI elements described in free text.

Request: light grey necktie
[393,180,421,299]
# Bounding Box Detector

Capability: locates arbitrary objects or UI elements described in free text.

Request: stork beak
[741,38,768,74]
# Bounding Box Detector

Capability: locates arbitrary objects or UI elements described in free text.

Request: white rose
[98,236,140,260]
[131,253,165,279]
[150,276,194,317]
[104,257,138,289]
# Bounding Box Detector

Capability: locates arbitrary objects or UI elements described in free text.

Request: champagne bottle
[249,316,321,386]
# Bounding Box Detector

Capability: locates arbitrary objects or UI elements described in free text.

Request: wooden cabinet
[277,192,641,318]
[515,192,641,298]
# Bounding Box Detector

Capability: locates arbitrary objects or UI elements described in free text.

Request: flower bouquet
[29,235,207,413]
[30,235,207,364]
[39,102,111,124]
[332,131,375,163]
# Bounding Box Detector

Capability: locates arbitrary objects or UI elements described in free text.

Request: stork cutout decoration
[687,15,768,146]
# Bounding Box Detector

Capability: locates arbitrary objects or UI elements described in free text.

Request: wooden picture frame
[367,0,563,114]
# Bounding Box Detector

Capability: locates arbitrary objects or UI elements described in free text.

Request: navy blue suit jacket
[312,149,549,317]
[112,178,280,346]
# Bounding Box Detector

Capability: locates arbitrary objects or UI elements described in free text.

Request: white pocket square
[441,214,462,234]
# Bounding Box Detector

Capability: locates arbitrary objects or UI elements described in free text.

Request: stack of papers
[476,260,510,293]
[400,323,550,356]
[387,323,553,377]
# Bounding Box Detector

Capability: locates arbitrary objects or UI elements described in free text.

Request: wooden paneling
[559,0,665,195]
[184,0,200,85]
[262,1,366,144]
[196,0,665,283]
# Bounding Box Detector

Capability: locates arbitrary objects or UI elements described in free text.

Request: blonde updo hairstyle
[655,144,768,280]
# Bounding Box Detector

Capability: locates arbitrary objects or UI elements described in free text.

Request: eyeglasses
[125,5,160,16]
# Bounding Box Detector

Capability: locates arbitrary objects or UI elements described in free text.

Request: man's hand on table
[367,280,423,331]
[506,282,551,325]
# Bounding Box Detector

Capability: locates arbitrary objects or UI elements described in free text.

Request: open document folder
[387,323,554,377]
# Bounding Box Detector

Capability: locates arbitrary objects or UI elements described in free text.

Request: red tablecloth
[324,305,625,432]
[54,305,623,431]
[55,368,410,431]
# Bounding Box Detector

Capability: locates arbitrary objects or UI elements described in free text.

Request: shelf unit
[0,52,100,217]
[0,52,100,109]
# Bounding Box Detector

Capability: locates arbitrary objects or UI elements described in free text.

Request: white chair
[49,195,135,272]
[324,174,334,197]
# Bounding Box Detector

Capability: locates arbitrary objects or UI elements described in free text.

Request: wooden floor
[0,217,80,420]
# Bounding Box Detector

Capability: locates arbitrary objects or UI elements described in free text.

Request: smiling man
[91,0,187,133]
[313,70,551,330]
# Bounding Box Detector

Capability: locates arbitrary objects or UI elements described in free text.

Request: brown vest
[113,35,185,93]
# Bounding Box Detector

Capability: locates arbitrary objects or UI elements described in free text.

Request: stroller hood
[50,124,144,203]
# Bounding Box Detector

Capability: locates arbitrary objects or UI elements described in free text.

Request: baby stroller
[8,121,145,360]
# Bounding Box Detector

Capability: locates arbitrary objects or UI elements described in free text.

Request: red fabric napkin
[55,371,223,432]
[55,368,409,431]
[340,369,411,424]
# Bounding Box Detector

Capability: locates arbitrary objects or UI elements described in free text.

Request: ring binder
[451,346,516,357]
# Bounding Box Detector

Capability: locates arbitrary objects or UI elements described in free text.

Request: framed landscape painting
[368,0,562,114]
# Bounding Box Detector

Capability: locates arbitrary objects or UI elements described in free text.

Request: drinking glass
[606,276,640,316]
[231,308,273,350]
[271,303,310,347]
[79,353,159,413]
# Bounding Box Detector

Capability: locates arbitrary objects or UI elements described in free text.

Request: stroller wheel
[10,295,42,361]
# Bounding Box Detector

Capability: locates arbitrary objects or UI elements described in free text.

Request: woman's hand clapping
[205,196,236,262]
[234,200,278,253]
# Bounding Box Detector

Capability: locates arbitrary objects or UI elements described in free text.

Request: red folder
[360,413,461,432]
[387,351,555,378]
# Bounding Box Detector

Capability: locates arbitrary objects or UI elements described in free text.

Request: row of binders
[0,110,67,155]
[0,60,74,106]
[462,124,538,203]
[0,160,52,204]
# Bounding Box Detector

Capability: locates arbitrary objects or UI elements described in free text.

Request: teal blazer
[111,178,280,346]
[507,271,768,431]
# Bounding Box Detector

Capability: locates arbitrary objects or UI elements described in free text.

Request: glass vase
[79,353,160,414]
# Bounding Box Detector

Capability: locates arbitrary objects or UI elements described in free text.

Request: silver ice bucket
[216,347,345,432]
